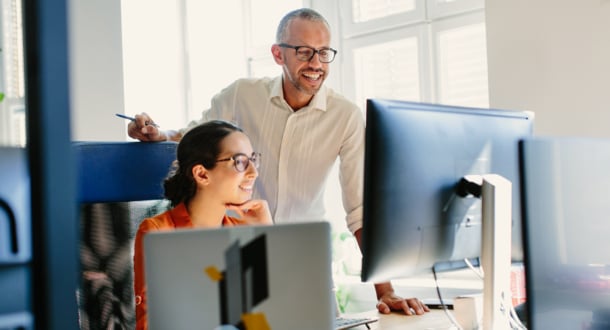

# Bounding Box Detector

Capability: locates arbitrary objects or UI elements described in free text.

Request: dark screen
[361,99,533,282]
[520,137,610,329]
[0,147,32,327]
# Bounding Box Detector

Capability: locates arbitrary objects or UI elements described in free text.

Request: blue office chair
[73,141,177,330]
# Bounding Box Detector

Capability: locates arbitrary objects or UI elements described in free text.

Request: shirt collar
[169,202,193,228]
[270,75,328,112]
[168,202,235,227]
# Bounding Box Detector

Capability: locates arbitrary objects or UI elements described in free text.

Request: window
[121,0,187,131]
[121,0,303,129]
[356,38,421,101]
[434,13,488,107]
[340,0,488,110]
[241,0,305,93]
[348,28,426,110]
[183,0,249,121]
[0,0,26,146]
[351,0,416,23]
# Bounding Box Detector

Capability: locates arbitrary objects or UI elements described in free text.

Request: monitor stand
[462,174,512,330]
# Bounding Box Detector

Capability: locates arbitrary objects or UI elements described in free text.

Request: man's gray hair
[275,8,331,43]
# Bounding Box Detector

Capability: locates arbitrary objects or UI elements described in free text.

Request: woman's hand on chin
[225,199,273,225]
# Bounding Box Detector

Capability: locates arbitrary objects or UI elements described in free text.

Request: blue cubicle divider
[73,141,178,203]
[0,147,33,329]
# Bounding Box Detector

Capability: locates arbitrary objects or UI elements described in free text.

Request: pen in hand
[115,113,160,128]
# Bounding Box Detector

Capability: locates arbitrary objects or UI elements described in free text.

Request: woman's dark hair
[163,120,244,207]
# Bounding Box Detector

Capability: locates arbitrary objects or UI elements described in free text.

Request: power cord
[461,259,528,330]
[463,257,484,280]
[432,265,464,330]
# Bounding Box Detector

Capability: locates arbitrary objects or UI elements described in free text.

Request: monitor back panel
[362,99,533,281]
[144,221,334,330]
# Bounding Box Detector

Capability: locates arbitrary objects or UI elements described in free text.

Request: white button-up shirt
[185,76,365,233]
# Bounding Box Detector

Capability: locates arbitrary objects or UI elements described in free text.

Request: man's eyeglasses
[216,152,261,172]
[278,43,337,63]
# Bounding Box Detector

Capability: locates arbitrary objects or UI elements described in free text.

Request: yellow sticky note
[204,266,223,281]
[241,312,271,330]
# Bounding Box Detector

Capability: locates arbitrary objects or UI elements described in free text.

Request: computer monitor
[0,147,33,328]
[519,137,610,329]
[360,99,534,283]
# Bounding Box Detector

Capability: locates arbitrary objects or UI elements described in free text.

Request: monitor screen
[0,147,32,328]
[361,99,534,282]
[519,137,610,329]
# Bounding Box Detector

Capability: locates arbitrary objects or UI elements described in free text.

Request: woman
[133,120,272,330]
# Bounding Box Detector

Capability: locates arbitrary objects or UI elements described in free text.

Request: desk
[346,309,457,330]
[335,265,527,329]
[336,268,485,329]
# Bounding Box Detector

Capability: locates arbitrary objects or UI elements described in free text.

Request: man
[128,7,429,316]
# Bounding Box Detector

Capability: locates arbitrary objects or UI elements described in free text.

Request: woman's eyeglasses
[216,152,261,172]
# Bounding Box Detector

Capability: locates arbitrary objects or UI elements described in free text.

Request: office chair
[74,141,177,330]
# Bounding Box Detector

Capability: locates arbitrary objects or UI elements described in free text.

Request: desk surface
[345,309,457,330]
[336,268,488,329]
[339,265,527,329]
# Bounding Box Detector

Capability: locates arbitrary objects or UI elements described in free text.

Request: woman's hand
[225,199,273,225]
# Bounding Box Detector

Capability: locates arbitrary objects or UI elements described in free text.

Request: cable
[462,258,528,329]
[464,258,484,280]
[509,303,527,329]
[432,266,463,330]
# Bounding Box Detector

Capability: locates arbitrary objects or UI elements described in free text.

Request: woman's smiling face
[207,131,259,205]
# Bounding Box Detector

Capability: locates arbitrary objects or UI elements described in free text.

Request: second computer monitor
[361,99,534,282]
[520,137,610,329]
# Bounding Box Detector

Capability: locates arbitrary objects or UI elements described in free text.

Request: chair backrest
[73,141,178,203]
[73,141,178,329]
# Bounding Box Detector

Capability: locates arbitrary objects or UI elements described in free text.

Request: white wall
[69,0,126,141]
[486,0,610,138]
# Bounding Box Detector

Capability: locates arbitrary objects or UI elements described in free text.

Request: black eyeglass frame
[278,43,338,63]
[216,152,261,172]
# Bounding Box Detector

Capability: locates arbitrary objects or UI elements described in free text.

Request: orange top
[133,202,240,330]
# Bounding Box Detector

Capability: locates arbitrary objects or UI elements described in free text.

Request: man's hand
[127,112,167,142]
[376,290,430,316]
[353,229,430,316]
